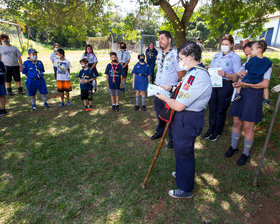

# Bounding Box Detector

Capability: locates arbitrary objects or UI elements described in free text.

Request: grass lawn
[0,48,280,223]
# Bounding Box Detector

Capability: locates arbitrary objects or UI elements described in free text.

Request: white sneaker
[172,171,176,178]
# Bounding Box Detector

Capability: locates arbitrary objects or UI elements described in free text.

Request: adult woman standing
[203,34,241,141]
[225,41,272,165]
[145,42,158,84]
[156,41,212,198]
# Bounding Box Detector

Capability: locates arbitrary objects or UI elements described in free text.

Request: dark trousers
[148,63,155,84]
[208,79,233,135]
[176,158,195,192]
[53,66,57,79]
[153,97,173,142]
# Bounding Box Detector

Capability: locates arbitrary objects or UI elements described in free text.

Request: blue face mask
[139,58,145,63]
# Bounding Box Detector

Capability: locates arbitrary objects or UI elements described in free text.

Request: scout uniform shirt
[176,66,212,112]
[155,49,183,86]
[117,50,131,64]
[146,48,158,65]
[22,59,45,79]
[210,51,241,81]
[78,69,95,90]
[82,53,98,64]
[105,63,124,89]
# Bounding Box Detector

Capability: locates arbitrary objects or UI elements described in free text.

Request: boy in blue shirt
[0,60,8,116]
[22,49,49,110]
[105,52,123,111]
[78,58,95,111]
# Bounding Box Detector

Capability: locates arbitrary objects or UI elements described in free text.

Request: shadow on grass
[0,58,280,223]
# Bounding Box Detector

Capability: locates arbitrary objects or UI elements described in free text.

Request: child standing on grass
[0,59,8,116]
[22,49,49,110]
[78,58,96,111]
[105,52,123,111]
[233,40,272,103]
[54,49,72,107]
[132,53,151,111]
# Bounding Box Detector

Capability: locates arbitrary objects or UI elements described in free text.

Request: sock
[112,104,115,106]
[116,103,119,106]
[123,80,126,89]
[231,131,241,149]
[7,88,12,93]
[30,96,36,105]
[41,94,47,103]
[142,96,146,106]
[243,138,254,156]
[136,96,140,106]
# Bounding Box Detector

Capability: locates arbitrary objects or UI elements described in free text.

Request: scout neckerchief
[159,48,172,73]
[121,50,125,61]
[158,64,208,123]
[29,58,41,79]
[110,62,119,83]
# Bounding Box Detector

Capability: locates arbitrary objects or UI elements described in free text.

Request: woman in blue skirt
[225,41,272,166]
[132,53,151,111]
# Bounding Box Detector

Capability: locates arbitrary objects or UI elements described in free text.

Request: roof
[265,11,280,19]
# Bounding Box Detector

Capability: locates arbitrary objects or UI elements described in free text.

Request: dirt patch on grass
[48,93,60,99]
[144,202,167,223]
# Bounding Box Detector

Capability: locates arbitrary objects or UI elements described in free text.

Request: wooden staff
[142,110,175,189]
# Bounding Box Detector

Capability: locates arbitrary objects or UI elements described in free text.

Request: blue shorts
[0,83,6,96]
[25,78,48,96]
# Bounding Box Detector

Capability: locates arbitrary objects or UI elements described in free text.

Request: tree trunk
[174,26,187,47]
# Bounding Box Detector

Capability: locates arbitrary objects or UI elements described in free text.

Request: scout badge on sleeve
[110,62,119,83]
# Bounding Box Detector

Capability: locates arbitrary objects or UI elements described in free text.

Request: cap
[138,53,145,59]
[28,49,38,54]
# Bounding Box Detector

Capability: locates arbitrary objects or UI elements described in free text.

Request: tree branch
[181,0,198,26]
[154,0,180,25]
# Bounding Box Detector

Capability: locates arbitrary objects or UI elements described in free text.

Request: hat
[138,53,145,59]
[28,49,38,54]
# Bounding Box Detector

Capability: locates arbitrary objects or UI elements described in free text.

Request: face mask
[3,40,10,45]
[81,65,86,68]
[221,45,230,53]
[87,49,92,54]
[31,56,37,61]
[149,46,154,49]
[179,60,188,70]
[112,59,117,63]
[56,55,60,59]
[120,46,126,50]
[54,48,58,51]
[139,58,145,63]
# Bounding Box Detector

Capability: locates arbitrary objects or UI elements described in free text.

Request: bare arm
[132,73,135,88]
[218,70,238,82]
[91,62,97,69]
[233,79,270,89]
[18,56,23,71]
[106,74,109,88]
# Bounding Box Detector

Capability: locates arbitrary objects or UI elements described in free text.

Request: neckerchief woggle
[110,62,119,83]
[159,48,172,72]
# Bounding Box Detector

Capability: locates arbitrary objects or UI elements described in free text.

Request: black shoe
[224,146,239,158]
[141,105,146,111]
[8,91,14,96]
[203,129,212,139]
[209,133,220,141]
[112,105,116,111]
[18,87,26,95]
[134,105,139,111]
[151,133,162,140]
[116,105,119,111]
[236,153,250,166]
[167,141,173,148]
[0,109,8,117]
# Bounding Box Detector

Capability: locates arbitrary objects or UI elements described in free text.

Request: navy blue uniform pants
[53,66,57,79]
[153,97,173,142]
[208,79,233,135]
[148,63,156,84]
[171,110,205,192]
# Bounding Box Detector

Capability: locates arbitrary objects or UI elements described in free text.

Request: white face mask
[56,55,60,59]
[179,60,188,70]
[221,45,230,53]
[31,56,37,61]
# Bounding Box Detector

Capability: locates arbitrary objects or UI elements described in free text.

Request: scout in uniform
[132,53,151,111]
[117,42,131,92]
[50,43,59,79]
[145,42,158,84]
[203,34,241,141]
[105,52,124,111]
[22,49,49,110]
[151,30,184,149]
[156,41,212,198]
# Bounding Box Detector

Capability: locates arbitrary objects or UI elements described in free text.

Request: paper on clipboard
[147,84,171,98]
[208,67,223,87]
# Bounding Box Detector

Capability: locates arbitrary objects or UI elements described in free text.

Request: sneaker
[134,105,140,111]
[121,88,126,93]
[224,146,239,158]
[141,105,146,111]
[44,102,50,108]
[32,104,37,110]
[263,99,271,107]
[112,105,116,111]
[172,171,176,178]
[236,153,250,166]
[19,90,26,95]
[0,109,8,117]
[233,94,241,101]
[66,101,72,106]
[84,106,89,111]
[203,129,212,140]
[167,141,173,148]
[116,105,119,111]
[58,102,64,107]
[151,133,162,140]
[88,105,93,111]
[209,133,220,141]
[8,92,14,96]
[168,189,193,199]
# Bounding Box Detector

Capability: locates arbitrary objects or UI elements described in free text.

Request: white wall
[264,16,280,47]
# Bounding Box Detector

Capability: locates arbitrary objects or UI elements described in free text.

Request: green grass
[0,50,280,223]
